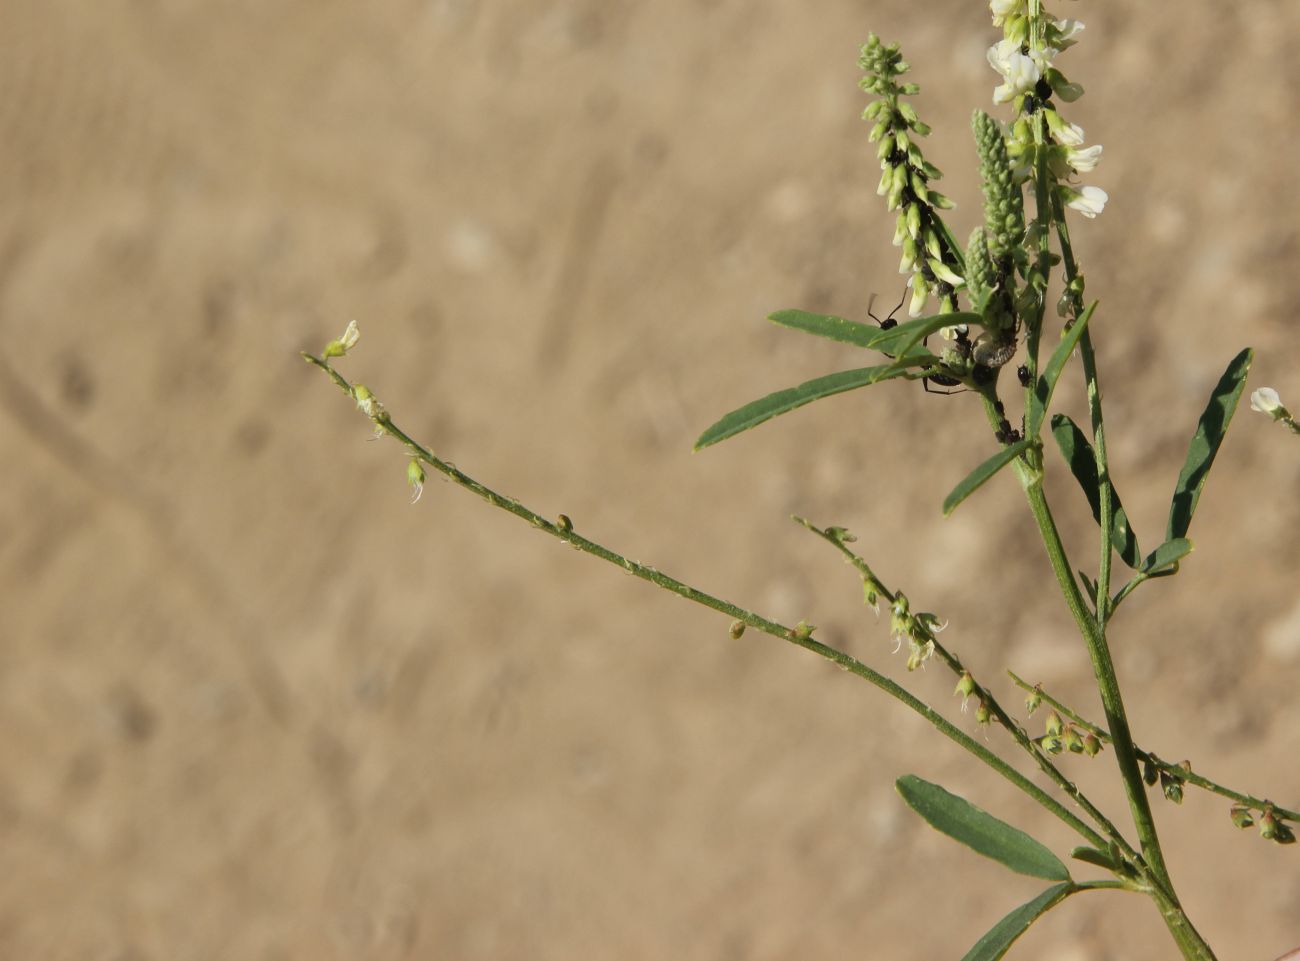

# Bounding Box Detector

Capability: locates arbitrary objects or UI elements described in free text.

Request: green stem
[798,517,1125,853]
[304,352,1103,848]
[1008,672,1300,821]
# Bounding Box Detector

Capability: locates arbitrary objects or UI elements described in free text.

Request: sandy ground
[2,1,1299,958]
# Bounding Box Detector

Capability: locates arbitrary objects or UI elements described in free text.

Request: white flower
[990,0,1024,27]
[1055,19,1085,48]
[322,319,362,359]
[988,40,1041,104]
[1067,143,1103,172]
[1250,387,1283,415]
[1045,110,1085,145]
[1065,184,1109,219]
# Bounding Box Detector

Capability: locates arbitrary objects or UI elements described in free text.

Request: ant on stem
[868,288,965,395]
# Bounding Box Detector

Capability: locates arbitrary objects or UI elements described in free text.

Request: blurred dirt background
[2,1,1298,958]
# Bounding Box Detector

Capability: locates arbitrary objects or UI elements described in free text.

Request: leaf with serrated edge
[1166,347,1253,541]
[896,775,1070,881]
[959,884,1077,961]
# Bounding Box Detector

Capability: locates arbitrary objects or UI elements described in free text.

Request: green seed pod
[1044,711,1063,737]
[974,699,991,725]
[1143,757,1160,786]
[1024,687,1042,715]
[1160,771,1184,805]
[1063,726,1084,754]
[954,671,976,700]
[1230,805,1254,829]
[1260,810,1279,840]
[556,513,573,533]
[1082,732,1102,757]
[1041,735,1063,755]
[728,620,746,640]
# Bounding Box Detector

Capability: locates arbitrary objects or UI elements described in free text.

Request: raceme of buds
[972,111,1026,270]
[323,319,360,359]
[860,35,963,317]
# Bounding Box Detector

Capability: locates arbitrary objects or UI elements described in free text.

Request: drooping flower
[1066,143,1103,173]
[989,0,1025,27]
[988,39,1040,104]
[1063,184,1109,218]
[322,319,361,359]
[1044,110,1086,145]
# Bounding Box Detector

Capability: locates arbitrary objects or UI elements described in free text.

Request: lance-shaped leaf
[768,309,886,349]
[895,775,1070,881]
[1051,414,1142,568]
[942,438,1034,516]
[1025,301,1096,439]
[959,883,1077,961]
[880,312,983,376]
[1166,347,1253,541]
[694,364,920,450]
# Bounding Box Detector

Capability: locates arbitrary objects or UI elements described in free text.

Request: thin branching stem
[303,351,1106,849]
[1008,672,1300,821]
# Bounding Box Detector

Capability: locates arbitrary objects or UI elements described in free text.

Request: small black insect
[1017,364,1031,388]
[867,290,905,331]
[869,288,966,395]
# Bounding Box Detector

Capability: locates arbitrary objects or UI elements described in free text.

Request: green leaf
[959,884,1077,961]
[942,439,1034,516]
[1025,301,1096,439]
[1077,569,1097,604]
[694,365,911,450]
[895,775,1071,881]
[1069,846,1117,871]
[1140,537,1193,575]
[1050,414,1142,568]
[1166,347,1254,541]
[768,309,887,349]
[881,312,982,374]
